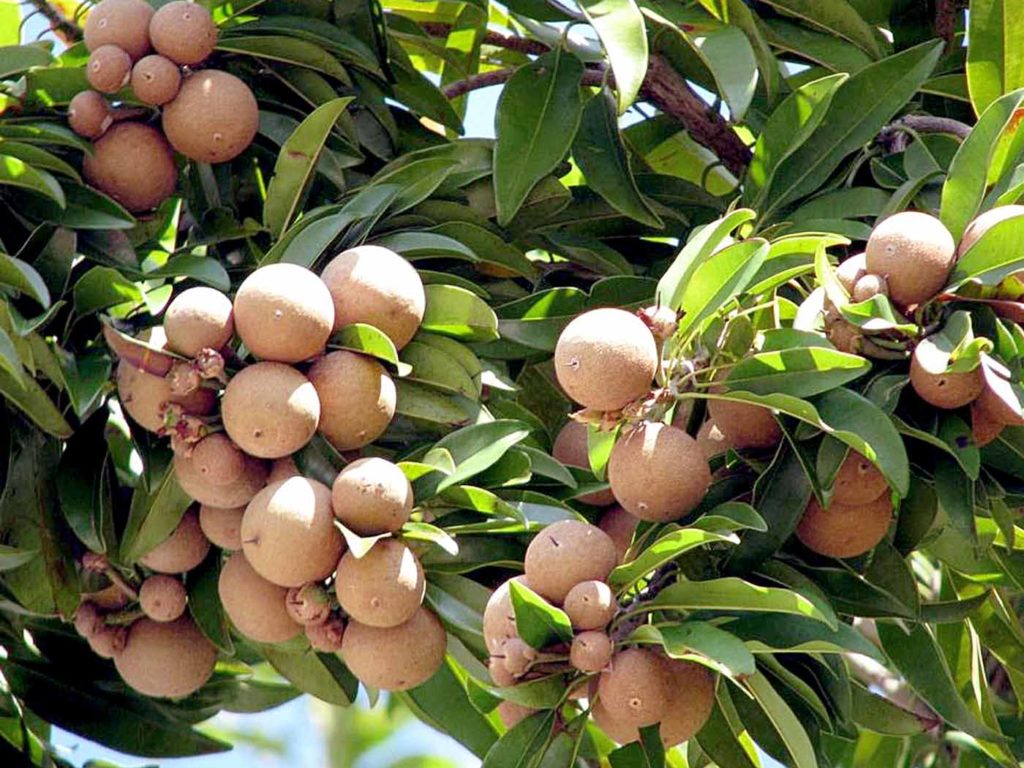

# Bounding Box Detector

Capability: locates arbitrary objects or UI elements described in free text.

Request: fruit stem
[103,608,145,626]
[104,567,139,602]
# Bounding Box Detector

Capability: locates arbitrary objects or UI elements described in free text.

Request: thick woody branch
[24,0,82,42]
[877,114,972,154]
[427,23,751,176]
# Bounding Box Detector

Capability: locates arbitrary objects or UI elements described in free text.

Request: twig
[877,115,972,154]
[419,21,550,57]
[611,563,678,642]
[23,0,82,43]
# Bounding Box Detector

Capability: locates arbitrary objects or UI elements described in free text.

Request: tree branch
[877,114,972,154]
[426,23,752,176]
[24,0,82,43]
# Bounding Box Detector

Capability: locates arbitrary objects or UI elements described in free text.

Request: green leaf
[0,44,50,78]
[725,614,886,661]
[187,550,233,653]
[0,154,64,205]
[421,284,499,342]
[572,89,661,227]
[949,213,1024,288]
[434,421,532,491]
[940,89,1024,241]
[0,544,36,571]
[482,710,556,768]
[0,365,71,437]
[966,0,1024,115]
[632,621,756,679]
[850,681,927,736]
[650,577,836,627]
[73,267,143,316]
[676,239,770,338]
[693,24,759,121]
[260,648,357,706]
[330,323,411,375]
[578,0,648,113]
[722,347,869,398]
[876,621,1006,742]
[744,671,818,768]
[758,0,884,58]
[761,41,943,219]
[609,528,739,590]
[695,688,763,768]
[509,579,574,649]
[493,48,584,225]
[0,253,50,307]
[119,464,192,565]
[402,341,478,398]
[372,231,477,262]
[263,97,353,239]
[145,255,230,292]
[56,418,113,553]
[216,36,350,80]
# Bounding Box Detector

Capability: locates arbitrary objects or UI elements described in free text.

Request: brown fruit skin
[500,637,537,677]
[88,624,128,659]
[331,457,413,535]
[796,494,892,558]
[138,574,187,622]
[308,351,396,451]
[865,211,956,307]
[335,539,425,628]
[74,602,102,638]
[564,580,616,630]
[976,375,1024,427]
[552,421,615,506]
[242,477,344,588]
[117,360,216,433]
[189,433,246,487]
[306,615,345,652]
[138,509,210,573]
[198,504,244,550]
[598,648,671,728]
[68,91,112,139]
[831,451,889,506]
[852,273,888,303]
[87,45,132,94]
[174,450,268,509]
[972,401,1005,447]
[909,344,985,410]
[341,607,446,691]
[218,552,302,643]
[149,1,218,66]
[130,54,181,105]
[524,520,617,603]
[483,576,527,654]
[320,245,426,348]
[489,656,517,687]
[497,701,536,730]
[164,287,234,356]
[268,456,300,484]
[598,506,637,564]
[84,0,154,60]
[958,205,1024,255]
[554,308,658,412]
[162,70,258,163]
[695,419,732,460]
[84,122,177,213]
[608,423,711,523]
[232,264,334,363]
[836,253,867,294]
[115,616,216,698]
[571,631,613,673]
[707,398,782,450]
[285,583,331,625]
[221,362,321,459]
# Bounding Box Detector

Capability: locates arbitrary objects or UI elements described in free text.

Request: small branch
[877,115,972,154]
[23,0,82,43]
[611,563,678,642]
[419,21,550,57]
[442,67,516,100]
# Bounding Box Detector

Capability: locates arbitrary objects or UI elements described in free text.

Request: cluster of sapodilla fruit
[75,245,448,698]
[67,0,258,212]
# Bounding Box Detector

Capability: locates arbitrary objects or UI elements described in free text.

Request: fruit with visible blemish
[68,91,112,138]
[563,580,616,630]
[524,520,617,603]
[163,70,259,164]
[164,286,234,356]
[796,494,892,558]
[221,362,320,459]
[865,211,956,307]
[341,607,446,691]
[570,630,612,673]
[138,574,187,622]
[331,457,413,535]
[335,539,424,628]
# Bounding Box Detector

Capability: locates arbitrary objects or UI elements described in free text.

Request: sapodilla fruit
[570,630,613,673]
[500,637,537,677]
[331,457,413,535]
[114,616,216,698]
[149,1,218,66]
[285,583,331,626]
[73,602,102,638]
[598,506,637,564]
[306,615,345,652]
[320,245,426,348]
[707,397,781,450]
[524,520,617,603]
[116,359,216,433]
[836,253,867,295]
[268,456,300,484]
[138,509,210,573]
[607,422,711,523]
[489,656,516,687]
[972,400,1005,447]
[563,580,616,630]
[852,273,888,303]
[232,264,334,363]
[241,477,344,587]
[130,54,181,105]
[218,551,302,643]
[84,0,153,60]
[498,701,536,730]
[831,451,888,506]
[909,338,984,410]
[221,362,320,459]
[865,211,956,307]
[174,449,268,508]
[335,539,425,628]
[796,494,892,558]
[958,205,1024,256]
[198,504,244,549]
[976,372,1024,427]
[162,70,258,164]
[87,45,132,94]
[68,91,112,139]
[695,419,732,460]
[598,648,672,728]
[138,574,187,622]
[89,624,128,658]
[551,420,615,506]
[164,286,234,356]
[483,576,527,654]
[554,308,658,412]
[84,122,177,212]
[308,351,396,451]
[188,433,247,487]
[341,606,446,691]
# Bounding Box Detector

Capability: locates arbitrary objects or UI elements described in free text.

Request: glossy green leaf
[758,0,883,58]
[0,44,50,78]
[330,323,411,375]
[676,239,770,337]
[578,0,648,113]
[722,347,870,397]
[609,528,739,589]
[0,154,64,205]
[0,544,36,571]
[119,464,192,564]
[421,284,499,342]
[949,213,1024,288]
[260,648,357,706]
[650,577,835,627]
[633,621,756,679]
[509,579,573,649]
[434,421,532,491]
[217,36,350,80]
[73,267,143,316]
[744,671,818,768]
[493,48,584,225]
[0,365,71,437]
[966,0,1024,115]
[402,340,478,398]
[725,614,885,661]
